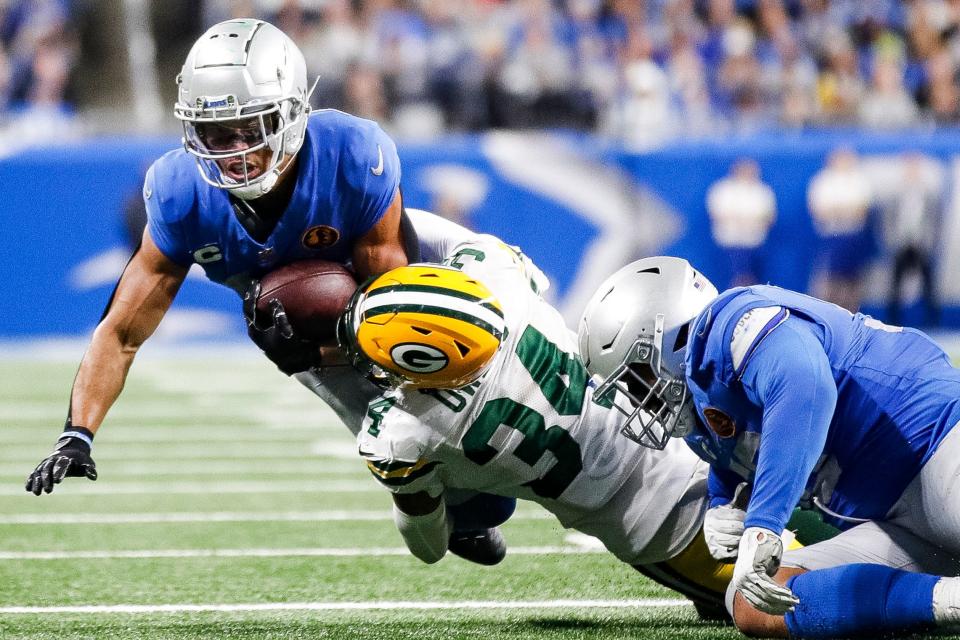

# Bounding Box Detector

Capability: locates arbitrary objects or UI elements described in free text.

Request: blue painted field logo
[390,343,448,373]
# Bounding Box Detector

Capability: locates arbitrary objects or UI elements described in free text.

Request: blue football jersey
[143,109,401,293]
[684,285,960,530]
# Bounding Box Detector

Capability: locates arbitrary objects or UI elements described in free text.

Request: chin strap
[228,169,280,200]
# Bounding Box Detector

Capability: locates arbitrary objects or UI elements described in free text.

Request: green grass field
[0,353,953,639]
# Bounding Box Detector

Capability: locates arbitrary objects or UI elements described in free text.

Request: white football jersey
[358,238,709,564]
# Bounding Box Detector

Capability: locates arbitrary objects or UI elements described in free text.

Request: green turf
[1,356,957,640]
[0,514,566,551]
[0,490,393,514]
[0,608,739,640]
[0,554,656,606]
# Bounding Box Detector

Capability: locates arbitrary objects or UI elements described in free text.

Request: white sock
[392,502,451,564]
[933,577,960,626]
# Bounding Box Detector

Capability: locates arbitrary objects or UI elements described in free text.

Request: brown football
[255,259,359,342]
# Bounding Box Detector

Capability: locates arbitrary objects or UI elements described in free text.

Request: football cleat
[448,527,506,566]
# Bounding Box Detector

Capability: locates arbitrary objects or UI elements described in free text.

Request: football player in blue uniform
[23,19,513,564]
[578,256,960,638]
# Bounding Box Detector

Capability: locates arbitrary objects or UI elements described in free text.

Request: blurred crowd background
[1,0,957,331]
[4,0,960,145]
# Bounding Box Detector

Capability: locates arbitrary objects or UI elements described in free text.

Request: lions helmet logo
[703,408,736,438]
[197,94,236,109]
[390,343,449,373]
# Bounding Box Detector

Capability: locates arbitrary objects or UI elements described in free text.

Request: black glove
[243,280,322,375]
[25,430,98,496]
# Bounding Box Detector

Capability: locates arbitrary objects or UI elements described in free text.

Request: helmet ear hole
[673,322,690,352]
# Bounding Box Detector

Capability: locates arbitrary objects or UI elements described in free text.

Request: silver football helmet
[578,257,718,449]
[174,19,312,200]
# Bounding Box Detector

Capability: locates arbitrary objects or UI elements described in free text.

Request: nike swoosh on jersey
[370,145,384,176]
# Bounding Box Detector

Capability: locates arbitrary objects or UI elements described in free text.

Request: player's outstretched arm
[352,190,409,279]
[25,229,188,495]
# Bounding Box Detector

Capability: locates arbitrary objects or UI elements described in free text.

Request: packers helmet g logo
[391,343,449,373]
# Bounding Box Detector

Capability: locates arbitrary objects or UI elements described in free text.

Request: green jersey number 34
[461,325,588,499]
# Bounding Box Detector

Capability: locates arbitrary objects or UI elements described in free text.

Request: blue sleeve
[143,162,193,266]
[739,317,837,533]
[341,121,401,238]
[708,465,744,508]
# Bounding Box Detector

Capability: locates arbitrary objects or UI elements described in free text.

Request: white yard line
[0,442,360,463]
[0,510,551,525]
[2,431,326,444]
[0,598,691,614]
[0,404,327,421]
[0,480,378,496]
[0,545,606,560]
[0,462,359,477]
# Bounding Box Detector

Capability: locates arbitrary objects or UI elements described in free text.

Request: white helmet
[174,19,312,200]
[578,257,718,449]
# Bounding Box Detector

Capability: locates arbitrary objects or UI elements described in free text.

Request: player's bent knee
[729,566,806,638]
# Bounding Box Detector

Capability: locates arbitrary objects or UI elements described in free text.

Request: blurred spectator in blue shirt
[0,0,79,149]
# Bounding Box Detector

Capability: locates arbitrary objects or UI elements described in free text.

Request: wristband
[59,425,94,449]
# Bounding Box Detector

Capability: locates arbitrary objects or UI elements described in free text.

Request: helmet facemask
[336,281,409,390]
[592,313,696,450]
[578,256,718,450]
[176,95,308,200]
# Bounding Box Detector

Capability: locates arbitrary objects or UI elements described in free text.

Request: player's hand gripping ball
[244,260,359,375]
